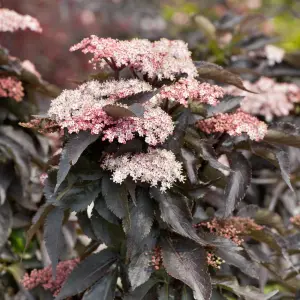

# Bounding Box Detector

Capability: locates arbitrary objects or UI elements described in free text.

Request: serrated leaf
[26,203,55,249]
[126,188,154,255]
[264,122,300,148]
[0,201,12,250]
[198,141,230,172]
[44,207,65,278]
[161,236,212,300]
[77,211,97,240]
[151,188,209,246]
[102,174,128,219]
[90,211,125,246]
[215,246,259,278]
[251,142,293,191]
[55,131,99,193]
[124,279,159,300]
[206,95,243,117]
[223,152,251,217]
[194,61,254,92]
[165,109,190,154]
[103,104,144,118]
[0,161,14,205]
[181,148,198,185]
[82,269,118,300]
[212,277,278,300]
[56,249,117,300]
[119,90,160,106]
[94,194,119,225]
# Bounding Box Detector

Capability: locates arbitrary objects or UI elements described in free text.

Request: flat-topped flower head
[0,76,24,102]
[159,78,224,107]
[225,77,300,121]
[0,8,42,33]
[70,36,197,80]
[197,109,268,141]
[101,148,185,191]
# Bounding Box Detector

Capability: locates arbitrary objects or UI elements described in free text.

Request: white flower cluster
[101,148,185,191]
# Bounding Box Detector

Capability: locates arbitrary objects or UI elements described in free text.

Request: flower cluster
[264,45,285,66]
[150,246,163,270]
[195,217,263,246]
[101,148,185,191]
[0,8,42,33]
[47,79,173,145]
[207,252,224,269]
[159,78,224,107]
[0,76,24,102]
[197,109,268,141]
[70,36,198,80]
[225,77,300,121]
[22,258,79,296]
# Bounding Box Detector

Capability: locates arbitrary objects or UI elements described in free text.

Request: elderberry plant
[22,35,300,300]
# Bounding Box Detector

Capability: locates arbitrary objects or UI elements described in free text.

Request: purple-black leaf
[181,148,198,185]
[223,152,251,217]
[206,95,243,117]
[55,249,117,300]
[124,279,159,300]
[161,236,212,300]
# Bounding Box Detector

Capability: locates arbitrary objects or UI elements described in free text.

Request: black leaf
[82,269,118,300]
[103,104,144,118]
[161,236,212,300]
[118,90,160,106]
[181,148,198,185]
[102,174,128,219]
[44,207,65,278]
[206,95,243,117]
[55,131,99,193]
[194,61,254,92]
[151,188,209,246]
[124,279,159,300]
[223,152,251,217]
[0,161,14,205]
[56,249,118,300]
[94,194,119,225]
[0,201,12,250]
[77,211,97,240]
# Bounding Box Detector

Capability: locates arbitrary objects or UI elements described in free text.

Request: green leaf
[223,152,251,217]
[102,174,128,219]
[56,249,118,300]
[161,236,212,300]
[82,269,118,300]
[194,61,254,92]
[0,201,12,250]
[44,207,65,277]
[55,131,99,193]
[212,276,278,300]
[124,279,159,300]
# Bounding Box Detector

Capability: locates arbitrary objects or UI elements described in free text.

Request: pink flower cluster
[225,77,300,121]
[159,78,224,107]
[197,109,268,141]
[195,217,263,246]
[101,148,185,191]
[22,258,79,296]
[0,8,42,33]
[0,76,24,102]
[207,252,224,269]
[70,36,197,80]
[48,80,173,145]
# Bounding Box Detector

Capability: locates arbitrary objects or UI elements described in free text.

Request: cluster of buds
[206,251,225,269]
[22,258,79,296]
[195,217,263,246]
[0,76,24,102]
[20,118,61,134]
[150,246,163,271]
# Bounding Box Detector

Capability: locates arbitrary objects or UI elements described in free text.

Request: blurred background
[2,0,300,87]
